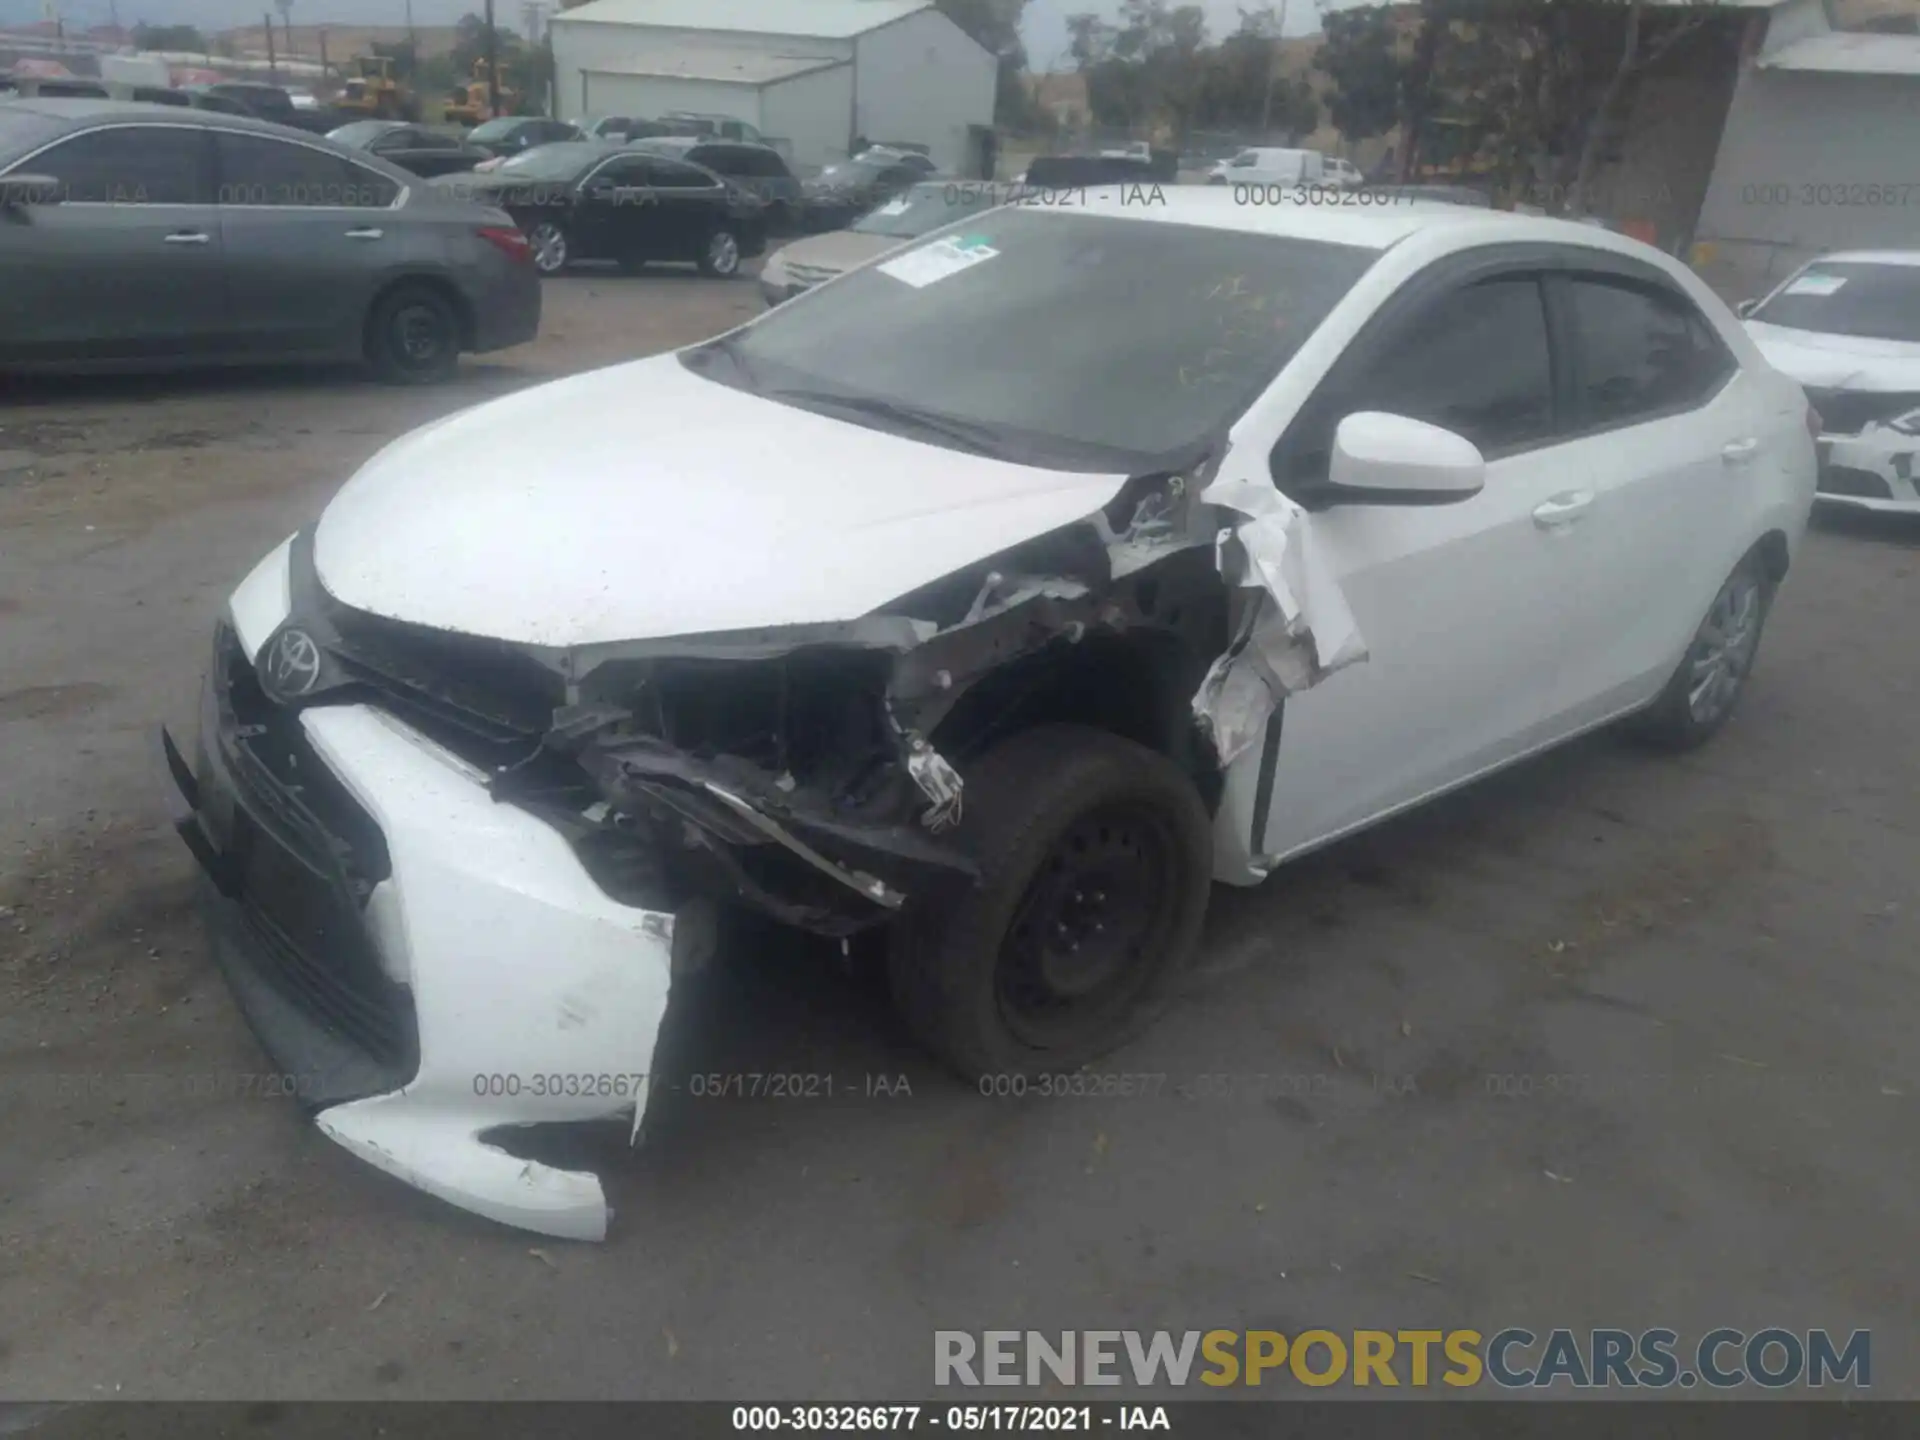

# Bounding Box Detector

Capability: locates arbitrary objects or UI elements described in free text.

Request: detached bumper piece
[163,623,676,1241]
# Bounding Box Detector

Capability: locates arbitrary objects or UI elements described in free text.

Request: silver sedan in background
[759,179,1008,306]
[0,98,541,383]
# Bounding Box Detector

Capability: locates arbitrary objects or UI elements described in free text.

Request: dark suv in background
[627,135,801,232]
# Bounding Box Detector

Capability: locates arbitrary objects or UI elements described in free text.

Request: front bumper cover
[165,639,675,1241]
[1815,427,1920,514]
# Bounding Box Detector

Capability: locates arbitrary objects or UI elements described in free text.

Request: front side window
[28,126,210,204]
[689,209,1376,469]
[1750,260,1920,344]
[1328,276,1556,460]
[1568,276,1731,428]
[215,133,397,208]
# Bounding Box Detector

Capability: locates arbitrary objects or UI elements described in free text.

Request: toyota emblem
[265,628,323,698]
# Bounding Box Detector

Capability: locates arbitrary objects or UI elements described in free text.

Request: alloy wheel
[1686,569,1764,726]
[528,223,567,274]
[707,230,740,275]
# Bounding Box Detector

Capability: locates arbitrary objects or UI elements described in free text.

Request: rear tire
[698,226,743,277]
[886,724,1213,1080]
[526,220,570,276]
[365,283,460,385]
[1624,551,1774,751]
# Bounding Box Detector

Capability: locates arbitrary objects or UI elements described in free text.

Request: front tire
[887,725,1213,1080]
[365,283,460,385]
[526,220,570,276]
[698,226,743,277]
[1625,552,1774,751]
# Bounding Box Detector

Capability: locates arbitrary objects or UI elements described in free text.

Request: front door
[1240,272,1595,861]
[0,123,226,364]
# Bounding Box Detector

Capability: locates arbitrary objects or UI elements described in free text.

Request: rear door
[639,155,731,260]
[1542,267,1755,724]
[212,130,404,357]
[0,122,225,364]
[1254,268,1589,857]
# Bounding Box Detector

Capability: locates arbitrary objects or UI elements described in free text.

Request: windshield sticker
[1783,273,1846,298]
[878,235,1000,288]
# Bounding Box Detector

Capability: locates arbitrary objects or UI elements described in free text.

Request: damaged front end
[268,453,1366,947]
[174,451,1365,1241]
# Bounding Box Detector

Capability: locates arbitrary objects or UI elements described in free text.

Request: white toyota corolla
[162,189,1817,1240]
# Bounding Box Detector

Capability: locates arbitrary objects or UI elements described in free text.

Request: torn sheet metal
[1191,476,1367,766]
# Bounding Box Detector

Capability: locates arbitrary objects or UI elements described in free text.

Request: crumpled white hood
[314,354,1131,647]
[1746,321,1920,391]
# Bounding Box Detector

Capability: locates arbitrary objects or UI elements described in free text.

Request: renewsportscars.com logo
[934,1329,1871,1390]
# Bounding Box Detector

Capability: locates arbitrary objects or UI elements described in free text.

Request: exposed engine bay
[251,459,1365,943]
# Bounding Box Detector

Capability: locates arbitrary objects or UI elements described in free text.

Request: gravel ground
[2,267,1918,1403]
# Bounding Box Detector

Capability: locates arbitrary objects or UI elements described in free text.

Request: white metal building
[548,0,998,175]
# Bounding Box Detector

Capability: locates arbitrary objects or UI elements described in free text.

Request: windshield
[813,160,884,186]
[327,121,393,146]
[467,118,523,143]
[689,208,1375,468]
[1752,261,1920,343]
[851,182,1000,239]
[495,144,602,180]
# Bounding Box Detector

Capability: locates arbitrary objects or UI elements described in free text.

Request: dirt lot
[2,268,1918,1402]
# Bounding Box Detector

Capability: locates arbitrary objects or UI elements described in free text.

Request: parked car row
[0,98,540,381]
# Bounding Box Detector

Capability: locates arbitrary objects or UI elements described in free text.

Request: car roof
[1801,250,1920,269]
[636,133,773,152]
[1,96,318,142]
[1040,184,1675,258]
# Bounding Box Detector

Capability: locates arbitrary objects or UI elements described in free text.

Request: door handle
[1721,437,1760,465]
[162,230,209,244]
[344,227,384,240]
[1532,489,1595,528]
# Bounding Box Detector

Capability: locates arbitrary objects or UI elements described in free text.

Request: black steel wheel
[365,283,460,385]
[888,724,1213,1078]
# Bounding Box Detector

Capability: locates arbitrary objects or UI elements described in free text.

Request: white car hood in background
[1745,321,1920,391]
[315,355,1131,647]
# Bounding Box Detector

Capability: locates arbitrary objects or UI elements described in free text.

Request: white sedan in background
[163,190,1815,1240]
[1740,249,1920,513]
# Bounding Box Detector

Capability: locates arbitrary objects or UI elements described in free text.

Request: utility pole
[1258,0,1289,137]
[484,0,500,117]
[276,0,294,68]
[264,12,278,81]
[405,0,416,51]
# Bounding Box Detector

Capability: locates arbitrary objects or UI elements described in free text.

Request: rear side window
[29,125,211,204]
[1567,276,1733,428]
[216,133,398,208]
[644,157,717,189]
[1331,276,1557,457]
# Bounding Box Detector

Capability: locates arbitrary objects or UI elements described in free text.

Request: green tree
[937,0,1035,126]
[131,22,209,51]
[1315,6,1402,144]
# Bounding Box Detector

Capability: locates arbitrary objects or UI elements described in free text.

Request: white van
[1206,147,1326,186]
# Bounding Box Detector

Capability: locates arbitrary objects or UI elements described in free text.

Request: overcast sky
[2,0,1327,55]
